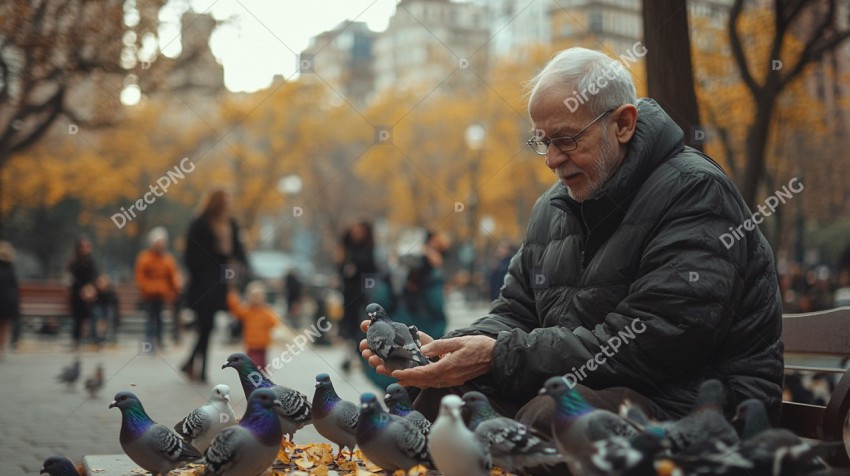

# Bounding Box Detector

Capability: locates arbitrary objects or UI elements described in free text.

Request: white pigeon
[428,395,491,476]
[174,384,237,452]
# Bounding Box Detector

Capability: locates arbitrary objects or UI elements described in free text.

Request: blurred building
[483,0,553,58]
[300,21,377,107]
[165,12,225,96]
[550,0,642,54]
[373,0,490,94]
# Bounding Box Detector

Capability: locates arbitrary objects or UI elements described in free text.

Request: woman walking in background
[0,241,20,358]
[135,227,181,352]
[68,236,98,350]
[182,189,247,383]
[337,221,377,373]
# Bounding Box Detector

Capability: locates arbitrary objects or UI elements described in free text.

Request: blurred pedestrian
[488,242,514,302]
[68,236,98,349]
[227,281,279,371]
[0,241,20,358]
[397,230,450,339]
[134,227,181,352]
[338,221,377,373]
[182,189,248,382]
[93,274,121,344]
[283,269,304,326]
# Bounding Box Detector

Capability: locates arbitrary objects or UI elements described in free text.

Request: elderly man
[361,47,783,440]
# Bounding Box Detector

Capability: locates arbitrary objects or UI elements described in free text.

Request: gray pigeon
[109,391,202,475]
[312,373,358,459]
[203,388,283,476]
[539,377,638,476]
[463,391,562,473]
[174,384,237,452]
[385,383,430,435]
[84,364,104,398]
[57,359,81,390]
[222,352,311,441]
[663,379,739,455]
[365,303,429,371]
[734,398,828,475]
[428,394,491,476]
[356,392,431,472]
[40,456,79,475]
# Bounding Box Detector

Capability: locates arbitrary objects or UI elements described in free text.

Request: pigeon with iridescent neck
[356,392,431,472]
[222,352,311,440]
[109,391,202,475]
[40,456,79,475]
[365,303,429,371]
[174,384,236,452]
[463,391,562,473]
[312,373,358,459]
[539,377,638,476]
[203,388,283,476]
[385,383,430,435]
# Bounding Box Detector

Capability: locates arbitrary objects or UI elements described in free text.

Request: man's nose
[545,146,568,169]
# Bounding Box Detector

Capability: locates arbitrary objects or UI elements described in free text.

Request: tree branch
[728,0,760,95]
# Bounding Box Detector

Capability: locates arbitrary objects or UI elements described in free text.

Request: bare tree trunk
[642,0,702,150]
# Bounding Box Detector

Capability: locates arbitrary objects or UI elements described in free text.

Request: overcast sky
[158,0,399,92]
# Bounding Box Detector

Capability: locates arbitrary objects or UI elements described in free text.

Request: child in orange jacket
[227,281,279,370]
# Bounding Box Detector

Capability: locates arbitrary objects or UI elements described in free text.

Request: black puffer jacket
[449,99,784,423]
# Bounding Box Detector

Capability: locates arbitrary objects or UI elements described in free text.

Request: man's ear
[612,104,638,144]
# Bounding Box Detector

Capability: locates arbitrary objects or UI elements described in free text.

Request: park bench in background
[781,307,850,467]
[19,280,146,334]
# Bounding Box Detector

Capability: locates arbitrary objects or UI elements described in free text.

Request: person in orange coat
[135,227,181,352]
[227,281,279,370]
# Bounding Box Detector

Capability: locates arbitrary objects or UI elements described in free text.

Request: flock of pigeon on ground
[40,303,850,476]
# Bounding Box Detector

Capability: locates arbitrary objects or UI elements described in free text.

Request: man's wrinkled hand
[359,319,434,376]
[391,335,496,388]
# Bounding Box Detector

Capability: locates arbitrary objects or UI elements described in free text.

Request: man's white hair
[528,47,637,117]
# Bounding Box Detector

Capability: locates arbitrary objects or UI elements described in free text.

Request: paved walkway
[0,298,490,475]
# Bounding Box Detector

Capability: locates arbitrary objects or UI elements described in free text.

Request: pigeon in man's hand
[57,359,81,390]
[356,392,431,472]
[365,303,429,371]
[84,364,104,398]
[312,373,358,459]
[539,377,639,476]
[174,384,237,452]
[40,456,80,475]
[203,388,283,476]
[428,394,491,476]
[110,391,202,475]
[385,383,430,435]
[463,391,562,473]
[222,352,311,441]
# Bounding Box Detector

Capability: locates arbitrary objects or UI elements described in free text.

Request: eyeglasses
[526,109,614,155]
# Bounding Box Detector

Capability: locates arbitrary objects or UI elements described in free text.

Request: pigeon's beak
[384,394,391,401]
[538,387,548,396]
[39,469,47,474]
[224,394,231,402]
[109,400,117,409]
[221,362,230,369]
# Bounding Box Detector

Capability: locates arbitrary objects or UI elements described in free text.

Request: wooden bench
[19,280,142,330]
[780,307,850,466]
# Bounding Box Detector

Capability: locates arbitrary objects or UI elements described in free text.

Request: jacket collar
[549,98,685,230]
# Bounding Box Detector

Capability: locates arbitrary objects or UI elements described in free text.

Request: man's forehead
[529,83,592,133]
